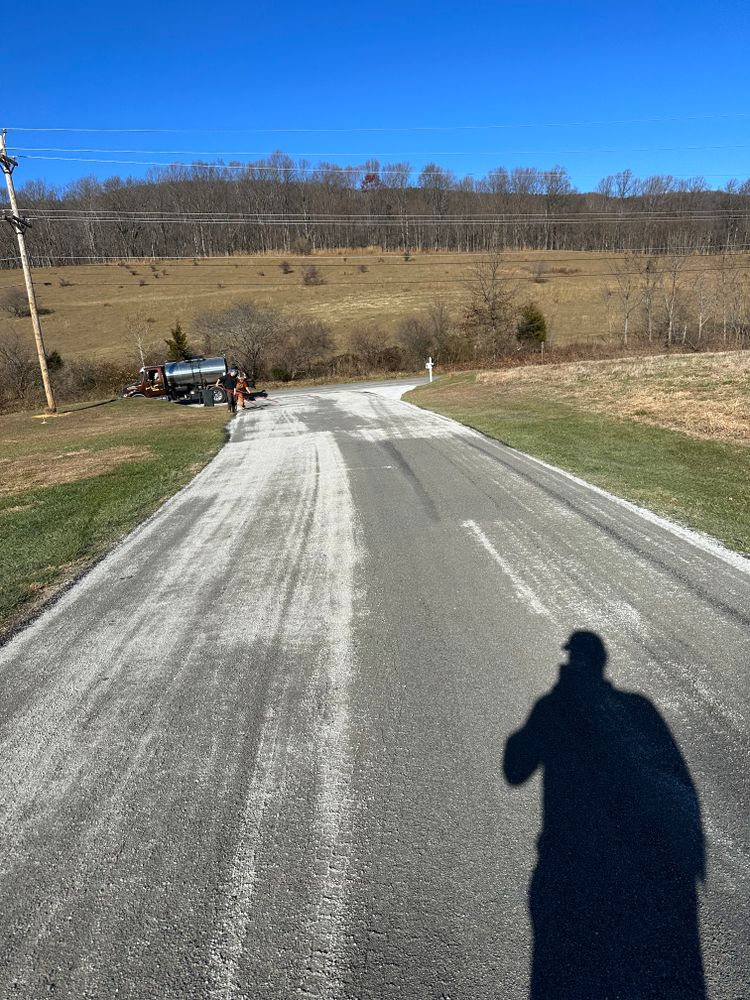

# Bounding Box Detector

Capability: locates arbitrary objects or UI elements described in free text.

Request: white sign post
[425,356,434,383]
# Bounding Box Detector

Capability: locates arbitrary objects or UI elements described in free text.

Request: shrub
[279,260,293,274]
[531,261,548,283]
[273,319,333,380]
[0,287,31,317]
[0,332,38,408]
[45,350,64,371]
[349,327,403,373]
[358,264,369,273]
[302,265,325,286]
[291,236,313,255]
[516,303,547,345]
[395,316,434,364]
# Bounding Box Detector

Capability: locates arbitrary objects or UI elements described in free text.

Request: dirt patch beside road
[0,445,155,495]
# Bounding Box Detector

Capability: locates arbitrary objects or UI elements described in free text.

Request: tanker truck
[121,356,230,404]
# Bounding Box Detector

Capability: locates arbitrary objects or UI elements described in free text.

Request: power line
[5,112,750,134]
[18,206,750,219]
[19,209,750,221]
[14,141,750,161]
[13,139,750,156]
[20,215,750,228]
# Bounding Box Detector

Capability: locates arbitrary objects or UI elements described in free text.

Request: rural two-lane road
[0,384,748,999]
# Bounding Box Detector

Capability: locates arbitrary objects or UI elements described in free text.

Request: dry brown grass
[2,250,745,365]
[0,445,155,496]
[0,398,226,472]
[477,351,750,445]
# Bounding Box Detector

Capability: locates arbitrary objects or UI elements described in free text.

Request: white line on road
[463,519,552,620]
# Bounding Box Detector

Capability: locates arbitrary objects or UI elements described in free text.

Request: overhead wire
[4,111,750,133]
[16,206,750,220]
[10,140,750,156]
[17,215,750,228]
[13,141,750,161]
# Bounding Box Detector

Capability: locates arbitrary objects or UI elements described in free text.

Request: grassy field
[407,352,750,554]
[2,250,744,366]
[0,399,228,641]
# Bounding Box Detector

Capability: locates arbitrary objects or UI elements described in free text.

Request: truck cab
[122,366,168,399]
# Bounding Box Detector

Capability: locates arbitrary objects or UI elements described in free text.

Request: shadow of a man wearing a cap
[504,631,706,1000]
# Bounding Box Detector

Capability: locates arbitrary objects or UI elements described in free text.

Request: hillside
[2,250,743,366]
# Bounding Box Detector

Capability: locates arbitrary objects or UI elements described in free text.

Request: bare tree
[691,269,715,344]
[609,254,644,347]
[274,319,333,380]
[660,255,688,346]
[350,326,387,371]
[426,295,464,362]
[599,284,616,342]
[726,271,750,346]
[194,303,283,380]
[125,309,153,366]
[640,256,662,343]
[464,253,518,360]
[395,316,434,365]
[716,253,740,346]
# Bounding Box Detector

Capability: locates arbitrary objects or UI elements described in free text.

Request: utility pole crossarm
[0,129,56,412]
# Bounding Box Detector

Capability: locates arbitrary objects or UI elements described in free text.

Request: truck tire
[211,386,227,404]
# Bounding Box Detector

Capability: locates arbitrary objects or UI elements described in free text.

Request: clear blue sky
[5,0,750,193]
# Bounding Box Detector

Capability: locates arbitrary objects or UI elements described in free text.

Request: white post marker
[425,356,434,383]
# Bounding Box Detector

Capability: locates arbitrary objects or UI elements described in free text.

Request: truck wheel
[211,387,227,404]
[128,392,146,398]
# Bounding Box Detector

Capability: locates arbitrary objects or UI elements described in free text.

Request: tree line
[2,158,750,264]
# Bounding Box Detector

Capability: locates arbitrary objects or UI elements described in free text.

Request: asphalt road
[0,384,747,1000]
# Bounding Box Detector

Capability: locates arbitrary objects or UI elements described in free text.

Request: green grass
[407,374,750,554]
[0,399,228,641]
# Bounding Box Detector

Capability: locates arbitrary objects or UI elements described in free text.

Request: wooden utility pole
[0,129,56,412]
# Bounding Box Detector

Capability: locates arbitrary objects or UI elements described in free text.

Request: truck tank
[163,357,227,388]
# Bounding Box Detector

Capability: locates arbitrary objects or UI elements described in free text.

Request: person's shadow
[504,631,706,1000]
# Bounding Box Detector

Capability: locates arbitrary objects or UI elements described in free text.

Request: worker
[216,366,239,413]
[235,371,254,410]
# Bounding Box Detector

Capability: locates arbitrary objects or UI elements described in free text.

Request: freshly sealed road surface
[0,386,748,1000]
